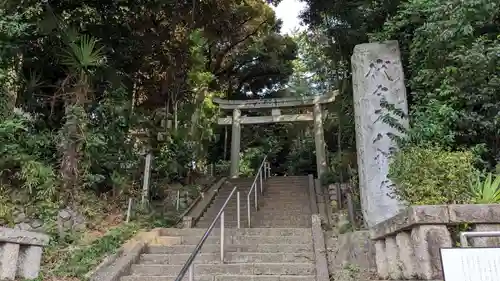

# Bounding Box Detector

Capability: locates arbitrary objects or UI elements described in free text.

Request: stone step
[199,213,311,222]
[202,210,310,219]
[209,201,311,208]
[261,190,309,194]
[209,200,309,207]
[157,228,311,237]
[130,263,315,276]
[256,205,311,210]
[198,214,311,224]
[265,186,308,188]
[196,216,311,225]
[140,252,315,264]
[202,208,310,217]
[147,243,313,254]
[177,235,312,245]
[121,275,316,281]
[196,221,289,228]
[266,183,308,186]
[268,176,307,179]
[266,182,308,184]
[249,221,312,228]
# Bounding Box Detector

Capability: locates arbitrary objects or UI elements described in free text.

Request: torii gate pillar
[230,109,241,178]
[313,103,327,178]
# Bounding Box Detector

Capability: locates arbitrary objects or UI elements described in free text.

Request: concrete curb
[308,174,319,214]
[182,177,227,227]
[89,241,145,281]
[311,214,330,281]
[314,178,329,225]
[88,228,182,281]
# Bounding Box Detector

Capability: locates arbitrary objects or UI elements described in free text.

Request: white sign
[441,248,500,281]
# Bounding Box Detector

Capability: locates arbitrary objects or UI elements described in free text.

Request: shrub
[469,172,500,204]
[388,146,475,205]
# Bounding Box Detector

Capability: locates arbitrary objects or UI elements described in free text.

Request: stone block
[370,205,449,239]
[0,243,20,280]
[411,225,452,280]
[395,231,417,279]
[374,240,389,279]
[385,236,403,279]
[0,227,50,246]
[311,214,329,281]
[471,224,500,247]
[448,204,500,223]
[183,216,193,228]
[16,245,43,279]
[334,231,376,270]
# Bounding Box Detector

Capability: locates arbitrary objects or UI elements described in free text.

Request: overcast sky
[271,0,308,34]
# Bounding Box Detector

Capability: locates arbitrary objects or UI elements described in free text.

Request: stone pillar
[385,236,403,279]
[313,103,327,179]
[0,243,19,280]
[230,108,241,178]
[396,231,417,279]
[351,41,409,227]
[411,225,452,280]
[17,246,43,279]
[374,240,389,279]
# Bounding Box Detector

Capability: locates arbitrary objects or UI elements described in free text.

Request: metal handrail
[460,231,500,247]
[246,156,271,227]
[174,185,240,281]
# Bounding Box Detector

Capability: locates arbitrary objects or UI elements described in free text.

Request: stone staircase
[120,228,315,281]
[197,176,312,228]
[119,176,320,281]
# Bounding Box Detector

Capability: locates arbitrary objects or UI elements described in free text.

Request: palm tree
[58,31,105,196]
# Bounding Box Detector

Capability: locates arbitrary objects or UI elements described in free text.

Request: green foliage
[239,147,267,177]
[389,146,476,205]
[83,87,140,194]
[214,159,230,176]
[153,133,195,182]
[469,172,500,204]
[0,109,57,221]
[373,0,500,164]
[284,136,316,175]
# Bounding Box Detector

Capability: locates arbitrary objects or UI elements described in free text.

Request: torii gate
[213,91,338,178]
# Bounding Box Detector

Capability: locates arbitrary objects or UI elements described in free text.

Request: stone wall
[8,208,86,235]
[327,183,365,230]
[370,204,500,280]
[326,230,377,280]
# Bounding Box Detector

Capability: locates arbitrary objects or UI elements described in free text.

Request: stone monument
[351,41,409,227]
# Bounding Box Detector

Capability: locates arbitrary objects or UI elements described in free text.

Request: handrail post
[237,191,241,229]
[188,264,194,281]
[259,170,263,194]
[173,186,237,281]
[247,195,251,227]
[176,190,180,211]
[254,183,258,211]
[220,211,225,263]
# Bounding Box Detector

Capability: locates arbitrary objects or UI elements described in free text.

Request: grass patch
[51,223,140,278]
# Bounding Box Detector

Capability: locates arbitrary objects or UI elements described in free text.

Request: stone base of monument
[370,204,500,280]
[0,227,50,280]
